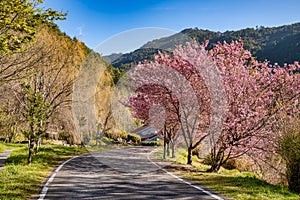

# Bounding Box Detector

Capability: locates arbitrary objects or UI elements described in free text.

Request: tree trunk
[166,142,170,157]
[207,162,221,172]
[28,137,35,164]
[207,149,224,172]
[8,131,13,143]
[163,124,167,160]
[187,146,192,165]
[96,123,101,146]
[171,140,176,158]
[163,139,167,160]
[8,136,12,143]
[35,137,42,153]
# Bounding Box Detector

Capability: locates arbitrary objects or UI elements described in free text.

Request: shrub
[278,130,300,193]
[222,158,236,170]
[203,154,237,170]
[141,141,160,146]
[127,133,141,144]
[101,136,118,144]
[192,147,200,158]
[105,129,128,142]
[104,131,112,139]
[88,140,97,146]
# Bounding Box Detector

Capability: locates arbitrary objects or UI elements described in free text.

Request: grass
[154,147,300,200]
[0,143,110,199]
[0,142,25,154]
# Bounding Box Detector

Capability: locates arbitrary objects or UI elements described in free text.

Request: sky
[43,0,300,55]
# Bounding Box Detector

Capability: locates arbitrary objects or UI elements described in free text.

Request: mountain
[103,53,123,63]
[107,48,167,70]
[109,22,300,68]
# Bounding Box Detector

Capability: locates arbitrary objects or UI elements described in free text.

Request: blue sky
[43,0,300,54]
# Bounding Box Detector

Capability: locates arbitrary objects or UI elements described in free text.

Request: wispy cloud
[77,25,85,38]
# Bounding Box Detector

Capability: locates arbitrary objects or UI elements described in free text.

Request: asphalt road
[0,149,13,171]
[38,146,225,200]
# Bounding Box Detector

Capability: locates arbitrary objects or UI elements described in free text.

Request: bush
[141,141,160,146]
[105,129,128,142]
[88,139,97,146]
[192,147,200,158]
[222,159,236,170]
[202,154,237,170]
[104,131,112,139]
[101,136,118,144]
[279,130,300,193]
[127,133,141,144]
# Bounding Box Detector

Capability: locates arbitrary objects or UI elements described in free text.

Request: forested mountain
[109,22,300,68]
[105,48,167,70]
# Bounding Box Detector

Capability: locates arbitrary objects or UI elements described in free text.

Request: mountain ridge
[107,22,300,68]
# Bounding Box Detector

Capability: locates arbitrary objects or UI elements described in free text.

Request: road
[0,149,13,171]
[38,146,225,200]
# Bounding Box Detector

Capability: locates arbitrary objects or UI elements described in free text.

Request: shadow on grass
[5,145,88,166]
[186,172,299,200]
[0,145,90,199]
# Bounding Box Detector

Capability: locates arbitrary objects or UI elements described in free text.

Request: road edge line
[147,148,224,200]
[38,155,79,200]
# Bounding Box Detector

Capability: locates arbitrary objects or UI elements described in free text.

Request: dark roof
[132,124,152,134]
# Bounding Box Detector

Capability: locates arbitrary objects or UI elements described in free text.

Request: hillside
[0,23,116,144]
[109,22,300,68]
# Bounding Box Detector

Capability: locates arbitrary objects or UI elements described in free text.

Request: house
[132,125,162,141]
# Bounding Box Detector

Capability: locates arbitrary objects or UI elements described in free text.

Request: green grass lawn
[154,148,300,200]
[0,142,24,153]
[0,143,110,199]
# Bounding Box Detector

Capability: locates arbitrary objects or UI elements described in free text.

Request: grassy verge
[0,144,110,199]
[0,142,25,153]
[154,148,300,200]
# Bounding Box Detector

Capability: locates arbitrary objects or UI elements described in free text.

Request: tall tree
[0,0,65,54]
[18,25,78,163]
[205,41,300,172]
[0,0,66,86]
[21,83,49,163]
[126,43,213,165]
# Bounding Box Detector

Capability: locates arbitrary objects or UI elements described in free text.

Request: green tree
[0,0,65,54]
[276,116,300,193]
[21,83,50,164]
[0,98,22,143]
[0,0,66,86]
[18,25,78,164]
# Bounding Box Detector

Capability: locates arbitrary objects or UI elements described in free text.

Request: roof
[132,125,161,139]
[132,125,156,134]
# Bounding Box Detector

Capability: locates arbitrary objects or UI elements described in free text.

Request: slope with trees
[0,0,116,163]
[110,23,300,69]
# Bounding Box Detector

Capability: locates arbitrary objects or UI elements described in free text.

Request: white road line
[38,156,79,200]
[147,148,224,200]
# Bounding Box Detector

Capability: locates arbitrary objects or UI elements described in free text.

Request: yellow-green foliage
[105,129,128,141]
[127,133,141,144]
[95,68,115,131]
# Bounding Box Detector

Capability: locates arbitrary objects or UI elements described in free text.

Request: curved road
[38,146,225,200]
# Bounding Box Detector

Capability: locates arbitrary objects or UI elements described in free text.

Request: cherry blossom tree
[126,44,213,165]
[126,40,300,172]
[205,41,300,172]
[127,84,180,159]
